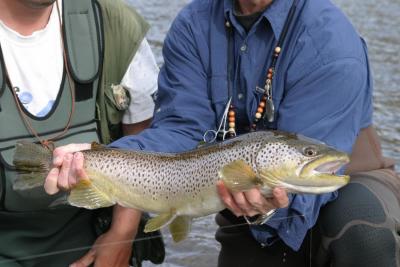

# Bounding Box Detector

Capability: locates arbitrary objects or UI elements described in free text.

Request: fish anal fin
[68,179,114,209]
[144,212,176,233]
[219,160,260,192]
[169,216,192,243]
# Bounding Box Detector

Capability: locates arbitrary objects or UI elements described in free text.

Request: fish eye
[303,146,318,157]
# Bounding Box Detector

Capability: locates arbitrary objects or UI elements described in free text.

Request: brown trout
[13,131,350,242]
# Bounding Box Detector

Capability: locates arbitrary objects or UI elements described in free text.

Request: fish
[12,131,350,242]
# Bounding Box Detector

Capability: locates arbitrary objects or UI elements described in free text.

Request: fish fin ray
[219,160,260,191]
[144,212,176,233]
[68,179,114,209]
[169,216,192,243]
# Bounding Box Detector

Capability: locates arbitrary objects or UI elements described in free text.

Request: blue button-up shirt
[112,0,373,251]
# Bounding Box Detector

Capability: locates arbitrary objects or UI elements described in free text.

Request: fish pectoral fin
[144,212,176,233]
[219,160,261,192]
[169,216,192,243]
[67,179,115,209]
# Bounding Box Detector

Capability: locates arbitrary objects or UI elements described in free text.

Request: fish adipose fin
[144,212,176,233]
[169,216,192,242]
[219,160,261,192]
[13,141,52,190]
[68,179,115,209]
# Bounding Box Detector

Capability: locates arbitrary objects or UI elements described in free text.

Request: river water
[127,0,400,266]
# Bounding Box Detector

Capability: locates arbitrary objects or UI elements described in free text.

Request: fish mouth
[313,159,348,176]
[258,155,351,194]
[284,155,350,194]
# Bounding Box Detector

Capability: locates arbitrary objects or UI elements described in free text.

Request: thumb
[70,249,96,267]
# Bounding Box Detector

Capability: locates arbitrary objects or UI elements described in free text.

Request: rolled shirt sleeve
[121,38,158,124]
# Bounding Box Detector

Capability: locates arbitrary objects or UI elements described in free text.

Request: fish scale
[13,130,350,242]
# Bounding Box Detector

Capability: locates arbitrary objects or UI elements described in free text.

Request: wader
[216,127,400,267]
[0,0,148,266]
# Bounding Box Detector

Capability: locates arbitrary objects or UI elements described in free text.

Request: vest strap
[62,0,101,84]
[0,44,5,110]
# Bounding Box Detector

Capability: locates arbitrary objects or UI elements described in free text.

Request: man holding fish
[45,0,400,266]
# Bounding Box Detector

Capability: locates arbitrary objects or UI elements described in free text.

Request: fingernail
[53,157,61,166]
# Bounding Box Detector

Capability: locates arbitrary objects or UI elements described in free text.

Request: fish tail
[12,141,53,190]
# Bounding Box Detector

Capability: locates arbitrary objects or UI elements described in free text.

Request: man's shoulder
[297,0,365,63]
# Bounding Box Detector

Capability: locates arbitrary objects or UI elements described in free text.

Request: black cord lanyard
[225,0,299,129]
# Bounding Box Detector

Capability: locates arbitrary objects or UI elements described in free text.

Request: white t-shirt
[0,2,158,124]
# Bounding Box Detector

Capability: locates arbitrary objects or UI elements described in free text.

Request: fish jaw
[298,154,350,187]
[258,154,350,194]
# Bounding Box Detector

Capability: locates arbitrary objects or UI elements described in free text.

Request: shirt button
[238,93,244,100]
[240,44,247,52]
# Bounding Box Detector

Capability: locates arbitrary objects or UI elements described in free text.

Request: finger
[53,143,91,166]
[271,187,289,208]
[70,249,95,267]
[244,188,274,214]
[216,181,244,216]
[44,168,60,195]
[231,191,259,217]
[74,152,89,181]
[69,152,87,187]
[58,153,73,190]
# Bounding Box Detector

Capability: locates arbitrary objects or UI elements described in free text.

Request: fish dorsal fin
[169,216,192,242]
[91,142,106,150]
[144,212,176,233]
[219,160,261,192]
[67,172,115,209]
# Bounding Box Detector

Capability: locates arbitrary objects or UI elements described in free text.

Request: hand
[69,229,133,267]
[70,205,140,267]
[216,181,289,217]
[44,143,91,195]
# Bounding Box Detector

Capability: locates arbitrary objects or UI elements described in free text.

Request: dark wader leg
[0,209,96,267]
[215,213,311,267]
[314,169,400,267]
[0,257,22,267]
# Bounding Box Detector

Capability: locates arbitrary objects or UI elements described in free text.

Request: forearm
[109,205,142,238]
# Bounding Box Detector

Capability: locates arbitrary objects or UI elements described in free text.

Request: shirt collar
[224,0,294,39]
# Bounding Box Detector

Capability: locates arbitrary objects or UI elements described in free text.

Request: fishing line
[0,212,312,263]
[0,235,164,264]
